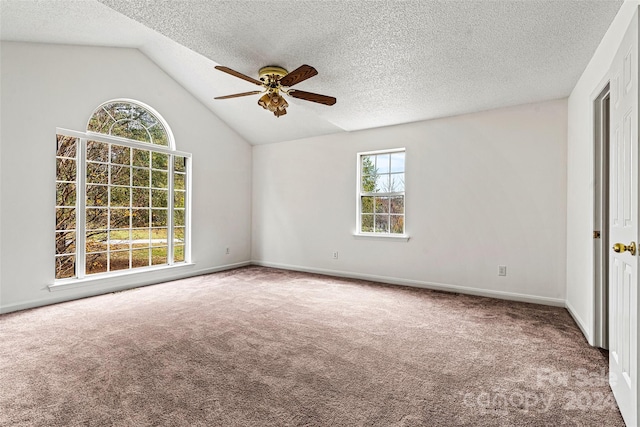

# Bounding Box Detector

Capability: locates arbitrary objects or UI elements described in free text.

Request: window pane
[361,214,374,232]
[131,209,150,228]
[55,255,75,279]
[110,250,130,271]
[110,209,130,229]
[87,162,109,184]
[87,141,109,162]
[56,135,77,158]
[152,189,168,207]
[376,154,390,174]
[174,173,185,190]
[361,173,376,193]
[56,158,76,182]
[174,227,185,244]
[110,145,130,165]
[174,156,186,172]
[110,165,130,186]
[174,209,185,226]
[361,196,373,213]
[86,185,108,207]
[152,152,168,170]
[109,230,130,251]
[132,168,150,187]
[86,208,108,230]
[132,248,150,268]
[152,170,168,188]
[375,174,390,193]
[86,231,108,253]
[174,190,185,208]
[152,209,167,227]
[151,228,168,246]
[390,196,404,214]
[56,207,76,230]
[375,197,389,214]
[174,245,185,263]
[131,229,150,248]
[132,149,150,167]
[391,215,404,234]
[375,215,389,232]
[110,187,130,207]
[132,187,149,207]
[55,232,75,255]
[152,246,168,266]
[87,108,112,134]
[56,182,76,207]
[111,120,151,143]
[390,152,405,173]
[86,252,107,275]
[362,155,375,175]
[389,173,405,192]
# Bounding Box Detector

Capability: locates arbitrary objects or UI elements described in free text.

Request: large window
[357,149,405,235]
[55,100,191,281]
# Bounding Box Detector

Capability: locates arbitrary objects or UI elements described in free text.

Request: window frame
[54,127,192,284]
[355,148,408,239]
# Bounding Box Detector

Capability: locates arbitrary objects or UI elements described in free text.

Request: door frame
[593,83,611,349]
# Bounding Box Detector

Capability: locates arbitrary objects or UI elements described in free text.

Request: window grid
[55,135,79,279]
[358,149,405,235]
[55,132,190,281]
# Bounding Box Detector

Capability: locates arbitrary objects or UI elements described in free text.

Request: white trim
[352,233,410,242]
[57,128,190,158]
[566,299,593,345]
[1,261,251,315]
[49,262,195,292]
[357,147,406,156]
[251,260,566,307]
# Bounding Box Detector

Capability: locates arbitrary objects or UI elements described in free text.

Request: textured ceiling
[1,0,625,145]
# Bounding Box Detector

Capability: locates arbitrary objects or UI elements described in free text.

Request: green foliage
[361,156,376,192]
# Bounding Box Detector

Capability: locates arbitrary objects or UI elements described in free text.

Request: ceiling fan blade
[288,89,336,106]
[215,66,263,86]
[214,91,263,100]
[279,64,318,87]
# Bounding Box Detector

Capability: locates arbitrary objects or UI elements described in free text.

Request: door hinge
[594,231,601,239]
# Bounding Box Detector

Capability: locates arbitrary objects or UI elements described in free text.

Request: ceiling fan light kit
[214,64,336,117]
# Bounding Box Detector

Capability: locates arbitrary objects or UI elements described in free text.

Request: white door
[609,10,638,427]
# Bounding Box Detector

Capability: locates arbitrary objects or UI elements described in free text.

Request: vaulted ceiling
[0,0,624,144]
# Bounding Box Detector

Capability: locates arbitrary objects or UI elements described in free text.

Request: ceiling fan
[214,64,337,117]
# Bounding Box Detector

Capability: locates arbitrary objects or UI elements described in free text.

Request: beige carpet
[0,266,624,426]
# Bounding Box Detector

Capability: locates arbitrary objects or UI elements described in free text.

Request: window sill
[352,233,410,242]
[49,262,195,292]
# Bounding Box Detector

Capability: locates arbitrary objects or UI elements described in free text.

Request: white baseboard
[0,261,251,315]
[565,299,592,345]
[251,260,566,307]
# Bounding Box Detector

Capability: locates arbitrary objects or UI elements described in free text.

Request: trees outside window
[55,100,190,280]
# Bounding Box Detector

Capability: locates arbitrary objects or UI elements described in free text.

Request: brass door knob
[613,242,637,255]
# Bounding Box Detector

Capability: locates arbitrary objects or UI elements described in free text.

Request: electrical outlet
[332,251,339,259]
[225,247,230,255]
[498,265,507,276]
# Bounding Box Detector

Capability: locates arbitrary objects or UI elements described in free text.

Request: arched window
[87,99,174,148]
[54,100,190,282]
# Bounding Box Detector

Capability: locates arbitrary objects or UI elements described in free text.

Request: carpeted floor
[0,266,624,426]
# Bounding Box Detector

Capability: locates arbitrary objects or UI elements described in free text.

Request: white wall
[253,99,568,305]
[0,42,252,313]
[566,0,639,343]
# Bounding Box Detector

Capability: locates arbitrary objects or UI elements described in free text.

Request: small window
[357,149,405,235]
